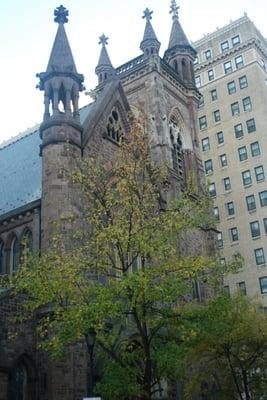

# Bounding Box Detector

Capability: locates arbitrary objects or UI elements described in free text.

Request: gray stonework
[0,3,215,399]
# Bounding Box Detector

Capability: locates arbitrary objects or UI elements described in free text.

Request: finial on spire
[54,5,69,24]
[170,0,179,20]
[142,8,153,21]
[99,34,109,46]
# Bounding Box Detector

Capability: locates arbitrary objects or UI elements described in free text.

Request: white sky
[0,0,266,144]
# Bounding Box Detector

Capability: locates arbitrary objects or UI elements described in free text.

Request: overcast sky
[0,0,266,144]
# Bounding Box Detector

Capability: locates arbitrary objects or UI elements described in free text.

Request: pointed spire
[140,8,161,56]
[95,35,115,86]
[96,35,113,69]
[168,0,190,49]
[37,6,84,122]
[46,5,77,73]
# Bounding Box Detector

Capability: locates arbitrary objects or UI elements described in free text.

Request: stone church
[0,2,209,399]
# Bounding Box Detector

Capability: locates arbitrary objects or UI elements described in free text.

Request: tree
[9,124,232,400]
[179,293,267,400]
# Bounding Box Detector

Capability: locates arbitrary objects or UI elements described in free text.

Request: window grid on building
[238,146,248,161]
[246,195,256,211]
[250,221,260,238]
[255,248,265,265]
[227,201,235,216]
[242,170,252,186]
[251,141,260,157]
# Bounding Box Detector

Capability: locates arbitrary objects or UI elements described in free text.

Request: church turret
[140,8,161,57]
[37,5,84,126]
[164,1,196,85]
[37,6,84,247]
[95,34,115,86]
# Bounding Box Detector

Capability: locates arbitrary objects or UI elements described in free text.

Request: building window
[195,75,201,88]
[250,221,260,238]
[205,159,213,175]
[204,49,212,60]
[198,96,204,108]
[213,207,220,220]
[263,218,267,234]
[259,191,267,207]
[209,183,216,197]
[208,69,214,81]
[242,170,252,186]
[255,165,265,182]
[251,141,260,157]
[230,227,239,242]
[227,81,236,94]
[227,201,235,216]
[211,89,217,101]
[106,109,123,143]
[255,248,265,265]
[217,232,223,248]
[220,257,226,266]
[224,61,232,74]
[221,41,229,52]
[234,123,243,139]
[246,118,256,133]
[194,55,199,65]
[232,35,240,46]
[0,241,4,275]
[10,236,20,274]
[220,153,227,167]
[238,146,248,161]
[202,137,210,151]
[260,277,267,293]
[243,97,252,112]
[169,117,184,179]
[239,75,248,89]
[199,115,207,130]
[213,110,221,122]
[235,55,244,69]
[246,195,256,211]
[217,131,224,144]
[231,102,240,116]
[224,177,231,191]
[238,281,246,295]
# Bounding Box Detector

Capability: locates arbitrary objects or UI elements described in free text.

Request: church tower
[37,5,84,247]
[116,2,202,196]
[163,0,196,87]
[95,34,115,87]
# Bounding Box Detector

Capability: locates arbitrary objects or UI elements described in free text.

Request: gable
[82,80,131,148]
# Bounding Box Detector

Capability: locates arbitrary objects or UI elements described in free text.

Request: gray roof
[46,23,77,73]
[168,18,190,49]
[0,104,93,218]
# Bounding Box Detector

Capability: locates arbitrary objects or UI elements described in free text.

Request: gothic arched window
[0,240,4,275]
[105,109,123,144]
[169,117,184,180]
[11,364,28,400]
[20,230,33,265]
[10,236,20,274]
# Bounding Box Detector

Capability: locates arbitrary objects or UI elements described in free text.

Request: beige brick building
[193,15,267,302]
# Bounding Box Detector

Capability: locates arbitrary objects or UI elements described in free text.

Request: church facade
[0,3,211,399]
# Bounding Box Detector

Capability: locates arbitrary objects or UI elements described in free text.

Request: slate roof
[0,104,93,218]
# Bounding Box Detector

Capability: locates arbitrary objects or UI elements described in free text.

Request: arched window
[0,241,4,275]
[105,109,123,144]
[10,236,20,274]
[173,59,178,73]
[10,363,28,400]
[20,230,33,266]
[169,117,184,179]
[182,58,188,81]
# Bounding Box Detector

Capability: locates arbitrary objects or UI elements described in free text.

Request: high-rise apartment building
[193,14,267,302]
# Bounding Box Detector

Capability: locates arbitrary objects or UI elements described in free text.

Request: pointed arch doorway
[9,355,35,400]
